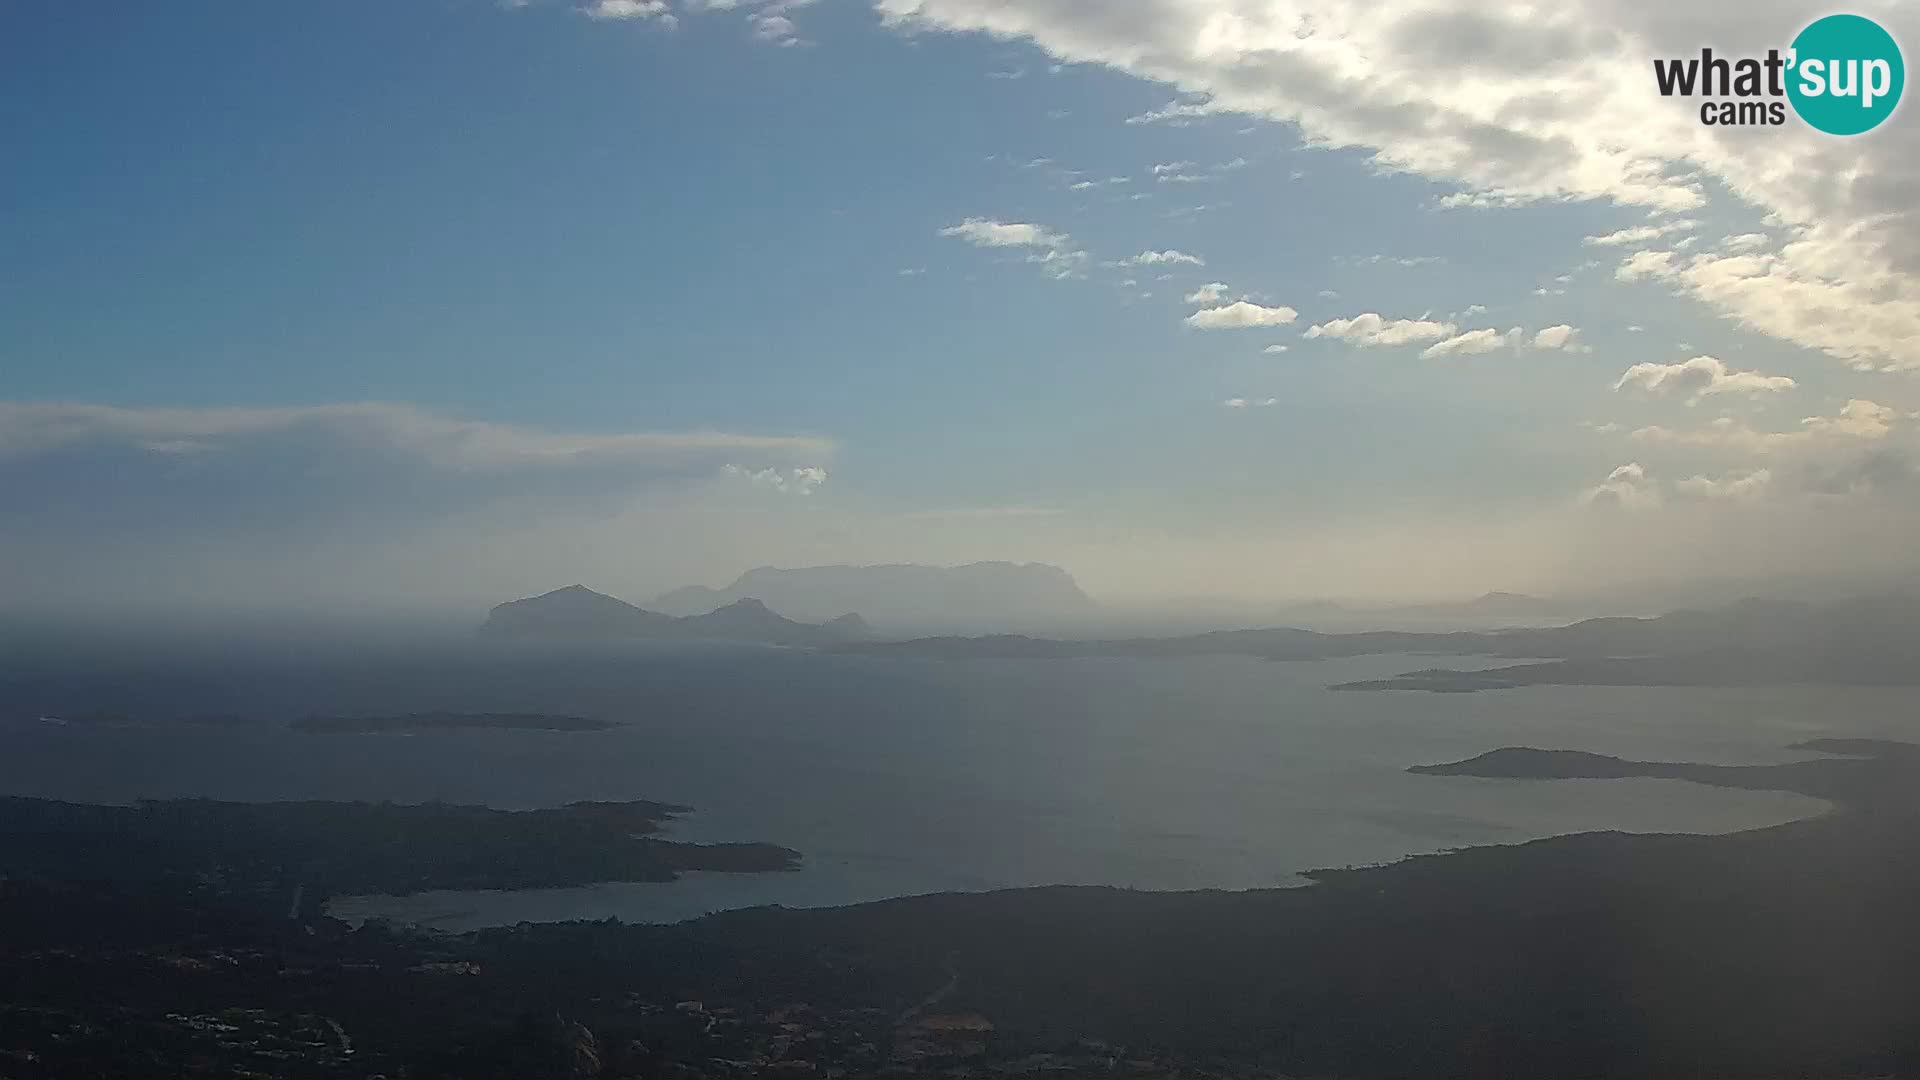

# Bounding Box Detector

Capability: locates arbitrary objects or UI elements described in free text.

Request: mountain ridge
[651,561,1096,628]
[479,586,870,646]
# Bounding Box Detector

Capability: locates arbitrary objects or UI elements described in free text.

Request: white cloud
[1611,245,1920,372]
[1150,161,1195,176]
[1676,468,1773,501]
[1126,100,1218,125]
[1222,397,1278,408]
[938,218,1066,248]
[1612,355,1796,403]
[869,0,1920,371]
[1348,254,1443,268]
[1122,249,1205,267]
[1583,219,1697,247]
[1631,400,1900,453]
[1303,313,1456,347]
[1185,282,1230,304]
[938,217,1088,279]
[1614,249,1676,282]
[751,12,802,42]
[579,0,674,22]
[1804,399,1900,440]
[1185,300,1299,330]
[1530,324,1586,351]
[1721,233,1770,252]
[1585,462,1659,508]
[1420,327,1520,359]
[1263,344,1290,354]
[722,463,830,494]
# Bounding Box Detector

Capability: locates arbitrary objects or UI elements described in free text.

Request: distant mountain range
[650,562,1097,628]
[840,594,1920,690]
[479,586,872,646]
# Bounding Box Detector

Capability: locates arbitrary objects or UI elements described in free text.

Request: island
[1408,737,1920,807]
[0,796,799,904]
[291,711,617,734]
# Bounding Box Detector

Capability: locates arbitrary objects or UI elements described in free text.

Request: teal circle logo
[1787,14,1904,134]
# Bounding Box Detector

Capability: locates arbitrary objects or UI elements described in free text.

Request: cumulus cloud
[1614,245,1920,372]
[870,0,1920,371]
[1612,355,1797,404]
[939,218,1067,249]
[1263,344,1290,354]
[579,0,675,22]
[1185,300,1299,330]
[1149,160,1214,183]
[1804,399,1900,440]
[608,0,810,41]
[938,217,1088,278]
[751,12,802,43]
[1222,397,1278,408]
[1303,313,1456,347]
[1185,282,1230,304]
[1120,249,1205,267]
[1530,324,1585,351]
[1675,468,1773,501]
[1421,327,1521,359]
[722,463,830,494]
[1583,219,1696,247]
[1585,462,1659,508]
[1125,100,1220,125]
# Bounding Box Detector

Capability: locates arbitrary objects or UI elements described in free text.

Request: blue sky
[4,0,1918,614]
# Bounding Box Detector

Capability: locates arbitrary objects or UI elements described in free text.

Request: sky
[3,0,1919,617]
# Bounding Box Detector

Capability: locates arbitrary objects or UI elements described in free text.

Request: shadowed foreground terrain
[4,740,1919,1078]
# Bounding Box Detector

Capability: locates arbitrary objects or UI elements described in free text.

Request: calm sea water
[4,648,1899,929]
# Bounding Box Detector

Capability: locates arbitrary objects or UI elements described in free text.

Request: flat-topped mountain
[651,561,1096,628]
[479,586,869,646]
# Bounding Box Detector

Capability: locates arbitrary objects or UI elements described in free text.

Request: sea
[3,646,1901,930]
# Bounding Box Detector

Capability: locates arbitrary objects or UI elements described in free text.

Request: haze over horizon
[7,1,1920,621]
